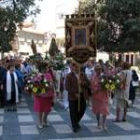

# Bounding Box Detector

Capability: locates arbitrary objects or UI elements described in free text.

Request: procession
[0,52,139,133]
[1,0,140,140]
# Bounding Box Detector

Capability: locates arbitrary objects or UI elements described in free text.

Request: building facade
[17,28,45,56]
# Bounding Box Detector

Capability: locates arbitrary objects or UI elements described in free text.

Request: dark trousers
[10,90,16,105]
[18,87,22,101]
[0,89,4,107]
[6,90,16,109]
[69,96,86,129]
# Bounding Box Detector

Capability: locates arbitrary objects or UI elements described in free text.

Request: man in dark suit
[66,63,90,133]
[0,60,6,108]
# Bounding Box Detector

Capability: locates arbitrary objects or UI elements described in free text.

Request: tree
[0,0,42,53]
[98,0,140,52]
[83,0,140,53]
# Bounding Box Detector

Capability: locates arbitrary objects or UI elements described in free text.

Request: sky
[33,0,79,32]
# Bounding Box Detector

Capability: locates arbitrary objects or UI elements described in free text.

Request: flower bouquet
[25,71,36,85]
[100,74,121,91]
[26,74,50,96]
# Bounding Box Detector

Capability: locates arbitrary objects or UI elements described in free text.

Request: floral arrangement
[26,73,50,96]
[45,52,64,71]
[25,72,37,86]
[100,74,120,91]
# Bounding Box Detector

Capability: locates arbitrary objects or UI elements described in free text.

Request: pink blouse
[91,74,108,102]
[43,72,54,97]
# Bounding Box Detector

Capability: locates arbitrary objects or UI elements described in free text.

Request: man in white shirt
[62,65,71,109]
[85,60,95,80]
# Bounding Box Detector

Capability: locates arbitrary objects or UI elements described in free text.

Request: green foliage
[52,52,65,70]
[0,0,42,53]
[83,0,140,52]
[47,37,64,70]
[0,8,15,52]
[98,0,140,52]
[45,52,65,71]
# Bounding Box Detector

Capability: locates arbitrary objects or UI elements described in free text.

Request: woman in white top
[114,62,132,122]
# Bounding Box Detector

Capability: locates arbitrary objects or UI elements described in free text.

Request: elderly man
[66,63,90,133]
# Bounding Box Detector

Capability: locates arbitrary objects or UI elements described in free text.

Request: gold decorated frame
[65,14,96,64]
[71,26,90,48]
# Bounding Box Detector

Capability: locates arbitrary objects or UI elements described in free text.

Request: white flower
[46,83,48,87]
[101,73,104,76]
[101,79,104,82]
[27,80,30,83]
[44,79,47,82]
[30,85,33,88]
[116,80,120,83]
[109,80,112,83]
[117,73,120,76]
[26,87,29,90]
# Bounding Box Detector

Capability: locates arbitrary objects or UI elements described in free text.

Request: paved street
[0,93,140,140]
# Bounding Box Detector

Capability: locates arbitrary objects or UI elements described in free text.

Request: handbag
[132,81,139,87]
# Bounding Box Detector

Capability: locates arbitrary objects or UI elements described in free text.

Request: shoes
[122,118,126,122]
[6,108,11,111]
[103,127,108,132]
[12,108,17,111]
[73,124,81,133]
[113,119,120,122]
[77,124,81,129]
[97,125,102,129]
[42,122,49,127]
[37,122,50,129]
[113,119,126,122]
[6,106,17,111]
[73,128,79,133]
[37,124,43,129]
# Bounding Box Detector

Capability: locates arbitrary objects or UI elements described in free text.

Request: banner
[65,14,96,64]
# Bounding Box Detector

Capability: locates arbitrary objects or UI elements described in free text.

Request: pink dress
[34,72,54,113]
[91,74,109,115]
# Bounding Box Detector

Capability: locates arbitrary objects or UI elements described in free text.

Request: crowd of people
[0,56,139,133]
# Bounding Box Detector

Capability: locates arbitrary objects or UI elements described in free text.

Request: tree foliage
[83,0,140,52]
[0,0,42,52]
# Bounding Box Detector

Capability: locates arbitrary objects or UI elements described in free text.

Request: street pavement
[0,93,140,140]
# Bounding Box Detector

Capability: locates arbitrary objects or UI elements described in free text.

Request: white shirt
[85,66,94,80]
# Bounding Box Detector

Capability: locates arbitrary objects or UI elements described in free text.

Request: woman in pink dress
[91,64,109,131]
[34,65,54,129]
